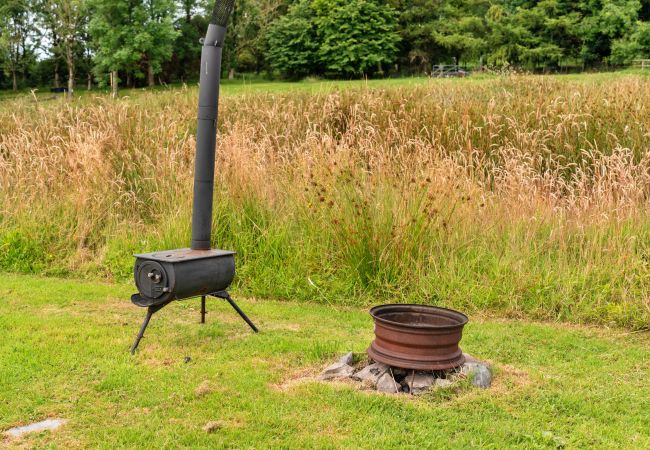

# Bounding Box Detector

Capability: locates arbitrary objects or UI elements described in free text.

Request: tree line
[1,0,649,93]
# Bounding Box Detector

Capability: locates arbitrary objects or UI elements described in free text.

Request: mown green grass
[1,273,649,448]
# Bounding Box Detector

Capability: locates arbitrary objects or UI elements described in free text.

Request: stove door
[135,260,169,299]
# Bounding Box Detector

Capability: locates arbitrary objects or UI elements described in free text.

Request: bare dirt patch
[271,368,320,392]
[195,380,213,397]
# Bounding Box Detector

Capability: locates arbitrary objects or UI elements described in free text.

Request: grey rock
[338,352,354,366]
[460,362,481,375]
[434,378,454,388]
[408,372,436,393]
[5,419,67,438]
[319,361,355,380]
[466,365,492,388]
[460,353,492,388]
[376,372,399,393]
[352,362,389,384]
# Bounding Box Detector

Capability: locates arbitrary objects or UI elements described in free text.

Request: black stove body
[133,249,235,307]
[129,0,258,354]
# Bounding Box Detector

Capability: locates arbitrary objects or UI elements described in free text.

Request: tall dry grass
[1,75,649,328]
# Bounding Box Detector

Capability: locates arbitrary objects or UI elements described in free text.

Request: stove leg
[130,303,166,354]
[213,291,258,333]
[200,295,206,324]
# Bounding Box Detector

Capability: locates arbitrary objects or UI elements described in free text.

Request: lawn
[1,273,649,448]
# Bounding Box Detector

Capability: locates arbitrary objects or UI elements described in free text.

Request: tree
[37,0,88,98]
[393,0,446,73]
[140,0,178,86]
[223,0,288,76]
[391,0,492,73]
[611,20,650,63]
[88,0,177,95]
[267,0,400,78]
[485,1,582,70]
[430,0,491,65]
[266,0,318,78]
[169,0,207,81]
[35,1,62,88]
[578,0,641,66]
[88,0,137,95]
[312,0,401,76]
[0,0,35,91]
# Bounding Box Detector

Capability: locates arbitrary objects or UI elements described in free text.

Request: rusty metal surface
[368,304,468,370]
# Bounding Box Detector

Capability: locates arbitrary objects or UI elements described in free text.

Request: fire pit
[368,304,468,370]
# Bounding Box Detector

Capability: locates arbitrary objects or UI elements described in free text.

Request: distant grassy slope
[2,69,647,104]
[0,74,479,106]
[0,75,423,103]
[1,73,650,328]
[0,274,649,448]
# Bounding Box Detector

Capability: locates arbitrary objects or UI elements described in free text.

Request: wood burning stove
[129,0,258,354]
[132,249,235,307]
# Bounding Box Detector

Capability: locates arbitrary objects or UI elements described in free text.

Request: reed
[1,75,649,328]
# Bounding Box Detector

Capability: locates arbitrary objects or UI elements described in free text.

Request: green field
[2,73,650,446]
[1,273,649,448]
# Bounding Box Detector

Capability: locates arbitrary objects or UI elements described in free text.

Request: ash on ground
[319,352,492,394]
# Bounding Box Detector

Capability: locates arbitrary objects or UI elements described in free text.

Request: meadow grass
[1,73,650,328]
[1,273,649,448]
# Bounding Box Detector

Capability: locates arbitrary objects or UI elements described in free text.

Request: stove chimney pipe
[191,0,235,250]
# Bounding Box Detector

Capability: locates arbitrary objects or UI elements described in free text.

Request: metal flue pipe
[191,0,235,250]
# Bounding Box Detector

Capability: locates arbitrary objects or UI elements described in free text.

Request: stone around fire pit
[462,364,492,388]
[352,362,389,385]
[338,352,354,365]
[408,373,435,393]
[318,352,492,395]
[376,372,400,393]
[460,353,492,388]
[319,361,355,380]
[434,378,454,388]
[319,353,356,380]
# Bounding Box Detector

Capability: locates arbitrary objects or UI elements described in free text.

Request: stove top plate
[134,248,235,263]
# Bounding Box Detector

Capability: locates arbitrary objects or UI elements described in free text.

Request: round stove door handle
[147,272,162,283]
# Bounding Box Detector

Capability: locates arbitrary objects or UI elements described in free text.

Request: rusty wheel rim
[368,304,468,370]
